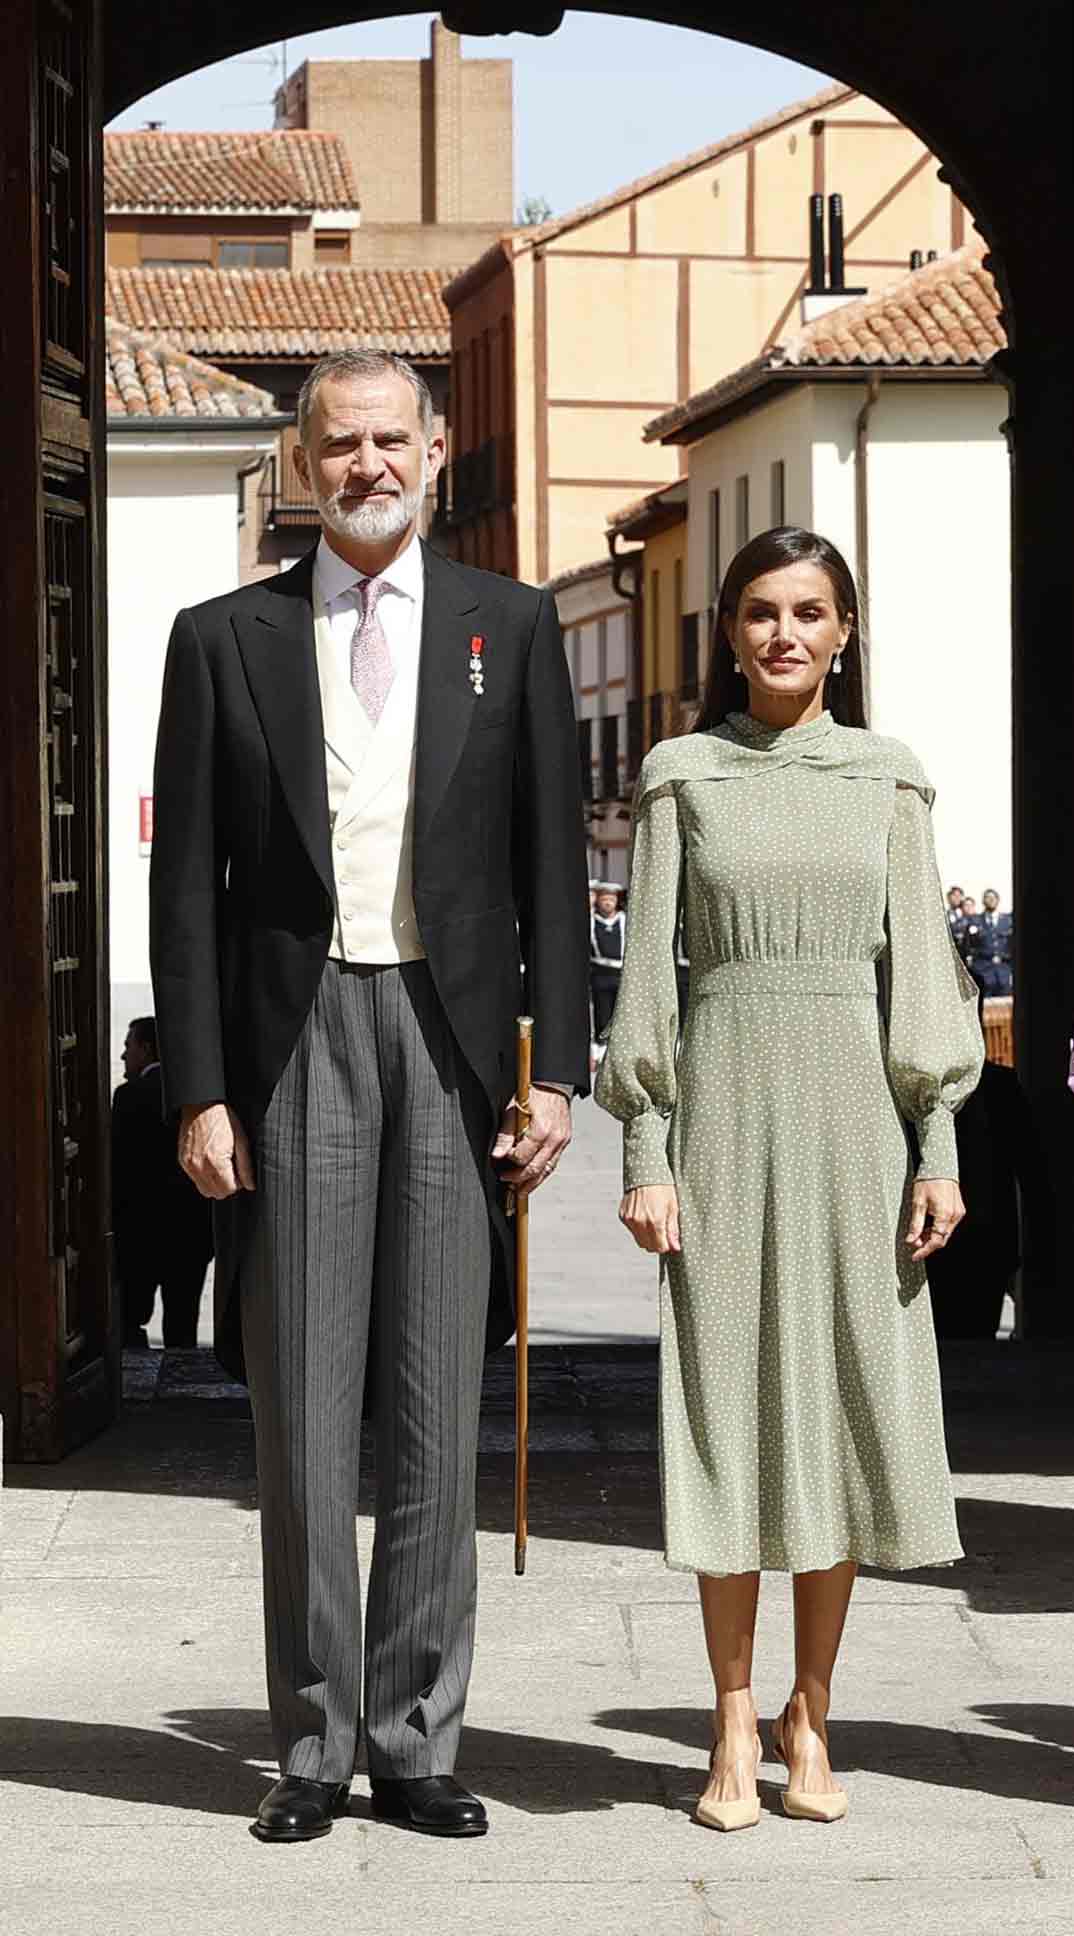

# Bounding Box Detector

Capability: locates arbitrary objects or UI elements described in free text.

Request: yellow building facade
[443,83,970,586]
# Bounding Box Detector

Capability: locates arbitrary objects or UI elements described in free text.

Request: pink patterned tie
[348,576,394,724]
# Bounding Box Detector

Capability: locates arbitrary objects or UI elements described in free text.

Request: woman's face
[725,560,851,703]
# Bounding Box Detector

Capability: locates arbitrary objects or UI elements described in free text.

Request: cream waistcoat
[313,578,425,964]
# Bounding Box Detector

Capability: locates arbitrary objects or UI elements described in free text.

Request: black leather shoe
[252,1776,350,1843]
[370,1775,488,1837]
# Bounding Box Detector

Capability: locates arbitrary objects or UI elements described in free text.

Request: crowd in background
[946,884,1014,995]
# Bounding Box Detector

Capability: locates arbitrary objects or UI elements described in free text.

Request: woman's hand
[906,1178,966,1262]
[619,1185,682,1255]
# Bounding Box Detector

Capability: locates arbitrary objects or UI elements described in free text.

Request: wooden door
[0,0,115,1459]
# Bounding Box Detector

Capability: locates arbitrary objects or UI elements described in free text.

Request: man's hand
[178,1102,256,1201]
[906,1177,966,1262]
[619,1185,681,1255]
[492,1085,572,1198]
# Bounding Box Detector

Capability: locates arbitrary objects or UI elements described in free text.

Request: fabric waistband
[691,959,879,999]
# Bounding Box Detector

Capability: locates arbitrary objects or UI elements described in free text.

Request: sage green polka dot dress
[595,711,984,1576]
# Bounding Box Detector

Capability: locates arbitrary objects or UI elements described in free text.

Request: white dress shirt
[313,530,426,965]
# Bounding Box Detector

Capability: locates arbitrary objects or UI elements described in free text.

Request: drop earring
[734,656,742,674]
[832,653,843,676]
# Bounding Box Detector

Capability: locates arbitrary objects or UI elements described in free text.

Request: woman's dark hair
[694,526,867,731]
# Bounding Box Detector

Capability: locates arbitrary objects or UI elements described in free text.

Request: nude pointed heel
[773,1704,848,1824]
[695,1734,762,1832]
[781,1787,848,1823]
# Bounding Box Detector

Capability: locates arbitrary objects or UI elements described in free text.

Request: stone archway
[1,0,1069,1457]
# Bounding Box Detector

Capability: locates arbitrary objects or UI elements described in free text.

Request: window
[771,459,786,526]
[707,489,721,603]
[651,567,661,680]
[600,715,619,801]
[141,257,210,270]
[217,240,289,269]
[314,231,350,262]
[680,612,700,701]
[735,474,750,550]
[577,718,594,803]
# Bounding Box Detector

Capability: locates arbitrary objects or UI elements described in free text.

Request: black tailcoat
[149,543,591,1379]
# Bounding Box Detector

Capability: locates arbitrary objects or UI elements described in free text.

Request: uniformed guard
[953,895,981,965]
[590,882,626,1051]
[969,888,1014,995]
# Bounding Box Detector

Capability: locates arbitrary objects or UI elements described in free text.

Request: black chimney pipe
[910,249,924,270]
[926,249,938,262]
[828,193,846,292]
[808,193,826,293]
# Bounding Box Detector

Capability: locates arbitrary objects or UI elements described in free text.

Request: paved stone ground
[2,1108,1071,1936]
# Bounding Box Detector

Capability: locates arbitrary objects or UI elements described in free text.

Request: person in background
[971,888,1014,995]
[953,895,981,963]
[111,1017,212,1349]
[928,981,1042,1336]
[590,882,626,1053]
[946,885,964,931]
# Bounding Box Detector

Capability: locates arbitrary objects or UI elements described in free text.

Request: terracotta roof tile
[105,265,455,359]
[785,243,1004,368]
[104,130,358,213]
[646,245,1004,442]
[105,319,281,419]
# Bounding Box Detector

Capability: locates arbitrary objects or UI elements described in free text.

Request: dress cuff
[915,1105,959,1181]
[623,1111,673,1191]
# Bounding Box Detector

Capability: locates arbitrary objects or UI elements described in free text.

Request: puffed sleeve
[885,780,985,1179]
[593,771,682,1190]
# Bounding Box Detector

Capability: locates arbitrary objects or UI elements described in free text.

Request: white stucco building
[106,322,288,1071]
[646,245,1011,905]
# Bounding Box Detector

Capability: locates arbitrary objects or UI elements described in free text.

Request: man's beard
[315,452,428,542]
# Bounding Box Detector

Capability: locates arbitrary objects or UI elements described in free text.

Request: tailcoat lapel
[414,543,482,851]
[233,552,334,901]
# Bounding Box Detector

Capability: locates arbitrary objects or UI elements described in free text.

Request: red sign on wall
[139,794,153,855]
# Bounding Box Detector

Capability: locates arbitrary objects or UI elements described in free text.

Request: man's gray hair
[296,350,435,445]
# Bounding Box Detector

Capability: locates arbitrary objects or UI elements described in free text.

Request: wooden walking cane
[510,1016,534,1576]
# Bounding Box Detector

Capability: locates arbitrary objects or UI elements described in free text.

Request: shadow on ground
[1,1702,1070,1821]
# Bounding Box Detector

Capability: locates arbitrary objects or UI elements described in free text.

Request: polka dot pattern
[595,710,984,1577]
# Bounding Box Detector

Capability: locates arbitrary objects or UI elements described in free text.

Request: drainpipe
[854,373,881,710]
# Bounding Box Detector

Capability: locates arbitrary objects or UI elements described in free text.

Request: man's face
[595,892,620,919]
[293,371,444,546]
[983,891,999,912]
[947,888,963,911]
[121,1031,149,1080]
[962,898,977,916]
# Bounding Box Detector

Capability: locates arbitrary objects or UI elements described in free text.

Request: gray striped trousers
[241,959,491,1782]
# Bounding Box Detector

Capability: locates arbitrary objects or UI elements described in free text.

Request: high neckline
[725,709,834,750]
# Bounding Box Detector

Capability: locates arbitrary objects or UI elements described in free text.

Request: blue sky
[107,11,833,221]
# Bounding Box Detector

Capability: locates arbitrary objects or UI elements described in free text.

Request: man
[150,350,590,1844]
[111,1017,212,1348]
[589,882,625,1053]
[928,983,1043,1336]
[971,887,1014,995]
[946,884,964,931]
[953,894,981,964]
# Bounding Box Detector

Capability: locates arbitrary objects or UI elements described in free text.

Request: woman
[595,527,982,1831]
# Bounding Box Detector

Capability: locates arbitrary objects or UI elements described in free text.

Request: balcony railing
[258,458,441,536]
[435,434,515,528]
[258,455,320,530]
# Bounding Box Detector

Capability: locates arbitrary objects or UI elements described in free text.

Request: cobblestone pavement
[2,1107,1071,1936]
